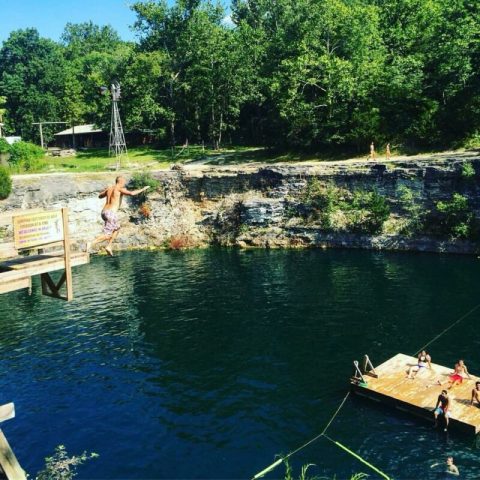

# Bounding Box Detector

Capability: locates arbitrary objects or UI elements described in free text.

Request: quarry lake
[1,249,479,479]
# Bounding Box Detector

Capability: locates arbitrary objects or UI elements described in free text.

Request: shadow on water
[0,249,479,479]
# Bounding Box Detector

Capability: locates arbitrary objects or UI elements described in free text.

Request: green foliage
[302,179,390,234]
[397,185,426,236]
[129,171,161,202]
[0,138,9,154]
[1,1,480,149]
[35,445,98,480]
[461,161,475,179]
[0,166,12,199]
[8,141,44,170]
[436,193,475,239]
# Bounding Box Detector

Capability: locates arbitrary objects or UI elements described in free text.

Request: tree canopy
[0,0,479,151]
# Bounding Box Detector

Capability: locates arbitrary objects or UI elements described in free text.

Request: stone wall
[1,154,480,255]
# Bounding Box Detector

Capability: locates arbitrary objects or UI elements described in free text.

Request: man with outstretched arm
[86,176,149,256]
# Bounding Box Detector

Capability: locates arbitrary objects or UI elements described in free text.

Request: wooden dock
[351,353,480,435]
[0,252,89,295]
[0,208,89,300]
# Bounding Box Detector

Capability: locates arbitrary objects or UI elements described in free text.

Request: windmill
[101,81,127,170]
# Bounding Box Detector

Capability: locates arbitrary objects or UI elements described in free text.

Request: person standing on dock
[406,350,432,378]
[471,381,480,407]
[86,176,150,256]
[434,390,450,431]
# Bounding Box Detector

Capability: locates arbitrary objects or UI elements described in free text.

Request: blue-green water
[1,249,479,479]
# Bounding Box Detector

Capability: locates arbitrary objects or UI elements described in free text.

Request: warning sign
[13,211,64,250]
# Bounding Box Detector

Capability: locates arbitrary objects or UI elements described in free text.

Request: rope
[323,434,392,480]
[251,391,350,479]
[413,302,480,356]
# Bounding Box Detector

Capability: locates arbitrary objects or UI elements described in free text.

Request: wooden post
[0,430,27,480]
[39,123,44,149]
[61,208,73,301]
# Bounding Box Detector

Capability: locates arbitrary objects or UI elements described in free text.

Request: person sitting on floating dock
[406,350,432,379]
[437,359,471,390]
[86,176,150,256]
[434,389,450,431]
[471,381,480,407]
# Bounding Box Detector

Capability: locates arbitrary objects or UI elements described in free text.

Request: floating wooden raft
[351,353,480,435]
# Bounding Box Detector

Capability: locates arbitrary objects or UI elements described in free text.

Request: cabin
[54,124,107,149]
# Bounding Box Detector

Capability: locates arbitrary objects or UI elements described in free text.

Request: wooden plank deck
[0,252,89,295]
[351,353,480,435]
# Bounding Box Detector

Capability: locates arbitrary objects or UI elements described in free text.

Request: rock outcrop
[1,153,480,255]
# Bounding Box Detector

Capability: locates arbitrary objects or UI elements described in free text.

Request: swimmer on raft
[434,389,450,431]
[471,381,480,407]
[406,350,432,378]
[86,176,150,256]
[437,359,471,390]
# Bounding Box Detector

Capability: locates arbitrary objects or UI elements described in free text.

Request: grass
[7,142,479,175]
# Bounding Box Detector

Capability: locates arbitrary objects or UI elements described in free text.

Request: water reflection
[0,249,479,479]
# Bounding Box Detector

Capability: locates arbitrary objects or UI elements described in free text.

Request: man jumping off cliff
[86,176,149,256]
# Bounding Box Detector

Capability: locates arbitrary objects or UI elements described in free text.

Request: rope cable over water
[253,303,480,479]
[413,302,480,356]
[251,391,350,479]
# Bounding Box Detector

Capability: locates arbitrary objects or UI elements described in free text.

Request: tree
[0,29,68,143]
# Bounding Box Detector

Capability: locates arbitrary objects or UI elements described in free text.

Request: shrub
[129,171,160,203]
[0,138,9,154]
[461,161,475,179]
[8,141,44,170]
[397,185,426,236]
[35,445,98,480]
[301,180,390,234]
[0,166,12,199]
[348,190,390,234]
[169,234,191,249]
[436,193,475,239]
[139,202,152,218]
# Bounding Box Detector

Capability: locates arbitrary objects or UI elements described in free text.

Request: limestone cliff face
[1,154,480,255]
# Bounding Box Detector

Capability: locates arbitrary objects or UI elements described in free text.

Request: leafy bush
[461,161,475,179]
[301,179,390,234]
[35,445,98,480]
[8,141,44,170]
[397,185,426,236]
[0,166,12,199]
[0,138,9,154]
[129,171,160,203]
[436,193,475,239]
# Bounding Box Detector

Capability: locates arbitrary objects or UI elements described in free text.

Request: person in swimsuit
[367,142,376,160]
[434,390,450,431]
[407,350,432,378]
[86,176,149,256]
[438,360,471,390]
[445,456,459,476]
[386,143,391,160]
[471,381,480,407]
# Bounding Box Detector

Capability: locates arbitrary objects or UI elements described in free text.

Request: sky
[0,0,139,44]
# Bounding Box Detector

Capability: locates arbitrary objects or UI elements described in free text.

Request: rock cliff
[1,153,480,255]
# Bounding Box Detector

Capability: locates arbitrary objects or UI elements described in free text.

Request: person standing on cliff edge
[86,176,149,256]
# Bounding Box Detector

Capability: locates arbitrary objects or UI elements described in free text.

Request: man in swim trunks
[407,350,432,379]
[471,381,480,407]
[445,456,459,476]
[434,390,450,431]
[86,176,149,256]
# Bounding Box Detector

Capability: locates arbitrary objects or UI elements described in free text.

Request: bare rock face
[1,153,480,254]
